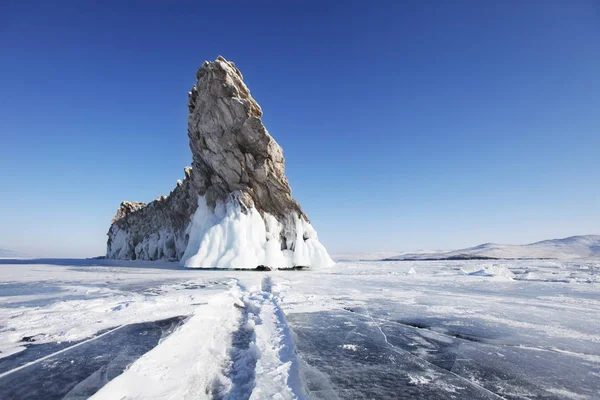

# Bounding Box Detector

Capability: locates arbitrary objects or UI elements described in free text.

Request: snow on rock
[106,170,198,261]
[106,56,333,269]
[182,194,332,269]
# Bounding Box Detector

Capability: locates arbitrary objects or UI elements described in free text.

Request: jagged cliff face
[107,167,198,260]
[187,58,304,219]
[107,56,333,269]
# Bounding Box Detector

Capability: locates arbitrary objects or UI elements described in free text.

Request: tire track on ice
[88,277,308,399]
[219,276,309,400]
[217,280,258,400]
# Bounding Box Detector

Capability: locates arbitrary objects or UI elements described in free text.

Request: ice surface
[1,258,599,399]
[0,316,185,400]
[89,288,244,399]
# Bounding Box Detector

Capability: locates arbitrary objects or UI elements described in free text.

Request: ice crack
[363,307,508,400]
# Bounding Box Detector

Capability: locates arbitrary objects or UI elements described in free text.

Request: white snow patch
[249,292,306,399]
[462,264,516,279]
[408,374,432,385]
[0,265,233,359]
[545,388,589,400]
[90,287,244,400]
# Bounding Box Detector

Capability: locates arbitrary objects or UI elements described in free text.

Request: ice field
[0,258,599,399]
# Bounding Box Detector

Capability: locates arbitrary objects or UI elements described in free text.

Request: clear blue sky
[1,0,599,257]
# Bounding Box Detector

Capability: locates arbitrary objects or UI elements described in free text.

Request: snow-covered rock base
[181,194,333,269]
[107,193,333,269]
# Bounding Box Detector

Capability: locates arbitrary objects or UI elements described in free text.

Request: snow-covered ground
[1,258,599,399]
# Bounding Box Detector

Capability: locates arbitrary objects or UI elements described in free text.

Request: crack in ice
[363,307,508,400]
[0,325,126,379]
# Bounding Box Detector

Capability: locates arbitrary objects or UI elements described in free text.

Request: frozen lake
[0,258,599,399]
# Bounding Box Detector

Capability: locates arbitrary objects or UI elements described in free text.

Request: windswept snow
[91,276,308,400]
[386,234,600,260]
[89,287,243,399]
[1,258,599,399]
[0,264,231,359]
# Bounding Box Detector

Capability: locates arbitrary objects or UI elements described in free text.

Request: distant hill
[0,248,28,259]
[384,235,600,261]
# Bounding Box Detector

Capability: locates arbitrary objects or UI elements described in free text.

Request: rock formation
[107,56,334,269]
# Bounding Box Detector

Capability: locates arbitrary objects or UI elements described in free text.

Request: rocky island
[106,56,333,269]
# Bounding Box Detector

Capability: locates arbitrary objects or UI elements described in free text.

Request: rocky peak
[187,56,304,220]
[111,201,146,224]
[107,56,332,269]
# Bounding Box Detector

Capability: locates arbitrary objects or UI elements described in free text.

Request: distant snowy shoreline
[383,234,600,261]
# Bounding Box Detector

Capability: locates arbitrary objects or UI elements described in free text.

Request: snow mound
[462,264,516,279]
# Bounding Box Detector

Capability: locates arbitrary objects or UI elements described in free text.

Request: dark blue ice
[289,307,600,399]
[0,316,186,400]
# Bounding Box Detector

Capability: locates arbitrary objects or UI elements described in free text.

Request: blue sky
[1,1,599,257]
